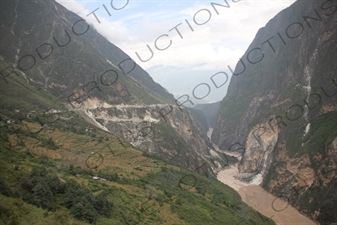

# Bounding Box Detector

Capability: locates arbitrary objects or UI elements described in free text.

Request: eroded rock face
[211,0,337,223]
[238,119,279,178]
[262,138,337,222]
[72,99,225,176]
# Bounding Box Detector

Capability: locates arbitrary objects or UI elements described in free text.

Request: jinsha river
[217,166,317,225]
[207,129,317,225]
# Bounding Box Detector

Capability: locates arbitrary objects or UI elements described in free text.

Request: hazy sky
[55,0,296,104]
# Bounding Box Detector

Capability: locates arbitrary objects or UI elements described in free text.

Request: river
[207,128,317,225]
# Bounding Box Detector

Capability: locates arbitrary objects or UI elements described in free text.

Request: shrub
[0,178,13,197]
[39,137,58,150]
[94,192,112,218]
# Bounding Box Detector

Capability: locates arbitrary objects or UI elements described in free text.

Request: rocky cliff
[71,99,225,175]
[212,0,337,223]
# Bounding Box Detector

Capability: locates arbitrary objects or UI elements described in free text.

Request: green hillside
[0,61,273,225]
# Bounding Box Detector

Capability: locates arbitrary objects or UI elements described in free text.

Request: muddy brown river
[217,166,317,225]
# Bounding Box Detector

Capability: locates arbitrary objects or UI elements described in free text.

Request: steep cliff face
[238,120,279,179]
[212,0,337,223]
[194,101,221,129]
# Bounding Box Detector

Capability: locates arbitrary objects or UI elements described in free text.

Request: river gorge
[207,128,317,225]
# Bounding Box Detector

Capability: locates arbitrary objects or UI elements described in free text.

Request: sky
[55,0,297,104]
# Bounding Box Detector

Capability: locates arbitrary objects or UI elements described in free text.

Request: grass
[0,194,88,225]
[0,117,275,224]
[0,64,69,144]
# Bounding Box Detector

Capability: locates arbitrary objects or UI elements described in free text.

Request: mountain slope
[0,0,173,105]
[0,118,274,225]
[0,61,274,225]
[212,0,337,224]
[0,0,227,175]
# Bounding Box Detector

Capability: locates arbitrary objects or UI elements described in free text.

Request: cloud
[111,0,296,70]
[55,0,132,44]
[56,0,296,102]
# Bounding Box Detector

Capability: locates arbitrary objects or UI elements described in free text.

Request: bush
[39,137,58,150]
[0,178,13,197]
[31,182,54,210]
[0,203,16,225]
[63,180,113,223]
[94,192,112,218]
[70,202,97,224]
[18,167,66,210]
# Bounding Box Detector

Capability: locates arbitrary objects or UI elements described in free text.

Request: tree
[94,192,112,218]
[40,137,58,150]
[63,181,98,223]
[97,136,104,143]
[29,167,48,178]
[70,203,85,219]
[47,176,66,194]
[69,200,97,223]
[32,182,54,210]
[19,167,57,210]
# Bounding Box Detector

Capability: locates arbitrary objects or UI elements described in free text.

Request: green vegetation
[63,180,112,223]
[0,62,66,114]
[300,112,337,162]
[39,137,59,150]
[0,115,274,225]
[220,94,252,121]
[129,168,267,225]
[0,60,273,225]
[0,66,273,224]
[151,121,188,157]
[0,178,13,197]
